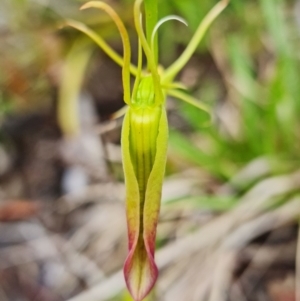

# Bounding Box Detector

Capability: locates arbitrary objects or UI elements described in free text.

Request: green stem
[134,0,163,105]
[144,0,158,66]
[132,38,143,101]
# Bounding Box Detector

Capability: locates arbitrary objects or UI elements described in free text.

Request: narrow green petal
[66,19,138,76]
[167,89,211,116]
[163,0,228,83]
[80,1,132,104]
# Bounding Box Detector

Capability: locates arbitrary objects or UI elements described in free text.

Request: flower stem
[134,0,163,105]
[144,0,158,66]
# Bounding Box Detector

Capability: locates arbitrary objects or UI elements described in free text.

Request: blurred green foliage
[167,0,300,185]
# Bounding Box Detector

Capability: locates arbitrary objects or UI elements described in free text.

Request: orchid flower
[67,0,228,300]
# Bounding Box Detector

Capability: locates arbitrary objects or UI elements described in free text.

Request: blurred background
[1,0,300,300]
